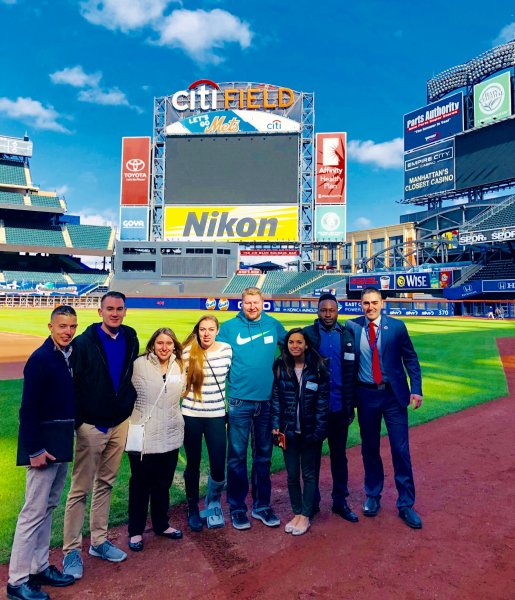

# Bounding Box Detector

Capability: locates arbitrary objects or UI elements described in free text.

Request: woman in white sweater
[127,327,185,552]
[182,316,232,531]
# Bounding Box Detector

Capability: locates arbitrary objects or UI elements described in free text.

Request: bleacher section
[0,160,27,186]
[29,195,62,209]
[67,224,112,249]
[468,260,515,282]
[0,191,25,206]
[4,224,65,247]
[470,202,515,232]
[3,270,68,283]
[294,274,347,295]
[260,272,297,294]
[69,272,109,285]
[222,274,260,294]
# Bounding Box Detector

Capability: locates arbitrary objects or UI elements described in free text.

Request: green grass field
[0,308,512,562]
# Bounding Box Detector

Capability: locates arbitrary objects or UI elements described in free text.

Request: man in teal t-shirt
[218,287,287,531]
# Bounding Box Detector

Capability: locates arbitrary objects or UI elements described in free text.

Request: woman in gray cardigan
[127,328,185,552]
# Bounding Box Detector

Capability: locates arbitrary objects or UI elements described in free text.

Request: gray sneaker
[62,550,83,580]
[251,507,280,527]
[89,540,127,562]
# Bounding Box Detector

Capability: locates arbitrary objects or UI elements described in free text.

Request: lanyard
[364,322,381,353]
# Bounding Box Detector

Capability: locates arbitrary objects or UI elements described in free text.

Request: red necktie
[368,321,382,384]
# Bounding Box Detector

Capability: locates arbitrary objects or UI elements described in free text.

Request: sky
[0,0,514,233]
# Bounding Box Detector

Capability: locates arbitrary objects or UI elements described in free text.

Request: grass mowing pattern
[0,309,512,562]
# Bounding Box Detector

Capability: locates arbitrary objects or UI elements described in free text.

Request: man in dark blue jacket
[346,287,423,529]
[304,293,358,523]
[7,305,78,600]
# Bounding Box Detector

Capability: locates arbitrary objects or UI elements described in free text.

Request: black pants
[283,434,322,517]
[128,450,179,536]
[314,409,350,508]
[183,415,226,503]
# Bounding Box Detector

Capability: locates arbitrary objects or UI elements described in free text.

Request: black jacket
[19,336,75,455]
[303,320,357,416]
[71,323,139,428]
[271,358,329,443]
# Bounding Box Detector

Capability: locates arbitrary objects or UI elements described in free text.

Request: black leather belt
[358,381,391,391]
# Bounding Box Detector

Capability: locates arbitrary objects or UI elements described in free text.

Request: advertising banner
[315,205,346,242]
[315,133,346,205]
[404,139,455,201]
[387,306,454,317]
[404,92,464,152]
[164,205,298,242]
[0,281,93,296]
[119,206,149,241]
[167,110,300,135]
[474,71,512,126]
[240,249,300,256]
[395,272,431,290]
[349,274,394,291]
[458,226,515,245]
[120,137,151,206]
[482,279,515,293]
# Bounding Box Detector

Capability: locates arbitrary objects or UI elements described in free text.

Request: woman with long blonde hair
[182,315,232,531]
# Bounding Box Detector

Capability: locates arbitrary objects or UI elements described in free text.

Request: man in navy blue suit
[346,287,423,529]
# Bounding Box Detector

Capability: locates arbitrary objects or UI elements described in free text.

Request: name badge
[306,381,318,391]
[264,335,274,344]
[344,352,355,360]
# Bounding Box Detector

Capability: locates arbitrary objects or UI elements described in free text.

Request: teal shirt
[218,311,287,401]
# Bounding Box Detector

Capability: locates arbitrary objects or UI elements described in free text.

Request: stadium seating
[29,195,63,209]
[3,270,68,283]
[294,274,347,295]
[4,225,65,247]
[68,272,109,285]
[0,191,25,206]
[260,272,297,294]
[222,274,260,294]
[468,260,515,282]
[470,203,515,232]
[67,224,112,249]
[0,160,27,186]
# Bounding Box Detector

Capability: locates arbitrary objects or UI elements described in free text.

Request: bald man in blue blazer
[346,287,423,529]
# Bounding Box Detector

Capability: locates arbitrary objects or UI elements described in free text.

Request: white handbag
[125,370,172,454]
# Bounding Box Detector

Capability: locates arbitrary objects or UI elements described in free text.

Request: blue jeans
[227,398,273,514]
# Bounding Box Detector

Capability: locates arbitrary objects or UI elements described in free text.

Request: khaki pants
[63,420,128,552]
[9,462,68,586]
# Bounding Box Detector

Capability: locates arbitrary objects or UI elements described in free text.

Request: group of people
[7,286,424,600]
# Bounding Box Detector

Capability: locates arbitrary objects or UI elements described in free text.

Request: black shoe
[7,581,49,600]
[156,528,183,539]
[29,565,75,587]
[362,496,381,517]
[332,502,359,523]
[187,506,203,532]
[398,507,422,529]
[128,537,144,552]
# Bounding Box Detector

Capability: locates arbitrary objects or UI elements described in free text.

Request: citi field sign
[169,79,295,113]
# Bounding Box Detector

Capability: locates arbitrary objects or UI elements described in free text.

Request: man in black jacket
[7,305,77,600]
[62,292,139,580]
[304,293,358,522]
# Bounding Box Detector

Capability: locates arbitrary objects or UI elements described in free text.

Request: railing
[463,194,515,230]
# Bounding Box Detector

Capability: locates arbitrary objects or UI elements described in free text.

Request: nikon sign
[164,205,298,242]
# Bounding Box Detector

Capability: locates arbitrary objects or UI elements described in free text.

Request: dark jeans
[314,409,350,508]
[227,398,272,514]
[128,450,179,536]
[356,385,415,509]
[283,434,322,517]
[183,415,227,503]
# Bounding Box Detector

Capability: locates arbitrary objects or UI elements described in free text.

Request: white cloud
[347,137,403,169]
[494,23,515,45]
[155,9,252,64]
[0,97,70,133]
[78,1,252,65]
[1,0,17,5]
[80,0,170,32]
[55,185,69,197]
[50,65,101,88]
[354,217,372,228]
[77,208,117,226]
[78,87,130,107]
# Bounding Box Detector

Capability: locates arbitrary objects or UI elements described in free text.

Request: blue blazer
[346,315,422,406]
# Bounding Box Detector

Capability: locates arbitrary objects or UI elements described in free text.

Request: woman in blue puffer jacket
[271,328,329,536]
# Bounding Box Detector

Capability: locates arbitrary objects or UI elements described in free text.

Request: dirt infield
[1,338,514,599]
[0,333,43,380]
